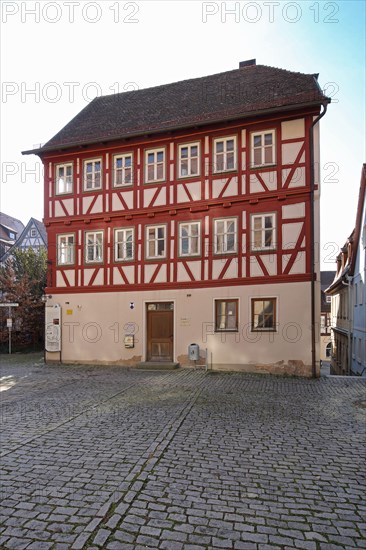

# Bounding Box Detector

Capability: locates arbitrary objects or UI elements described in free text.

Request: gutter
[309,101,329,378]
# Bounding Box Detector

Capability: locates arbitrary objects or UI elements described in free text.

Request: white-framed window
[57,234,75,265]
[113,153,133,186]
[320,314,326,333]
[145,148,165,183]
[251,130,275,167]
[213,136,236,173]
[146,225,166,259]
[85,231,103,263]
[8,231,16,240]
[178,143,200,178]
[84,159,102,191]
[30,228,37,238]
[325,295,332,303]
[55,163,73,194]
[179,221,200,256]
[251,298,277,332]
[114,228,134,261]
[215,299,238,332]
[214,218,237,254]
[251,213,276,251]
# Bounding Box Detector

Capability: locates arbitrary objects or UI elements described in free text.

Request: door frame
[143,300,175,362]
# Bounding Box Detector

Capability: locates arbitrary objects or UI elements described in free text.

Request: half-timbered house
[23,61,330,375]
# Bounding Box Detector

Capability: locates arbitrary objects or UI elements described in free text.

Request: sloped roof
[326,164,366,294]
[23,63,329,155]
[0,212,24,237]
[320,271,336,292]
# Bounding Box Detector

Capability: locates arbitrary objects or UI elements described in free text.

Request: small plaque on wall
[124,335,134,348]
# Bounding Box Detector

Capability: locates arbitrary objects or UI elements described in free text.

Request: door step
[136,362,180,370]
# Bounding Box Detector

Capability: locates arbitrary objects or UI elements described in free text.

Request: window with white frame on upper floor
[30,228,37,238]
[145,148,165,183]
[56,163,73,194]
[215,299,238,332]
[251,130,275,167]
[113,153,133,186]
[146,225,166,259]
[179,221,200,256]
[114,228,134,261]
[213,136,236,173]
[85,231,103,263]
[84,159,102,191]
[325,295,332,303]
[251,213,276,251]
[178,143,200,178]
[251,298,277,332]
[57,234,75,265]
[214,218,237,254]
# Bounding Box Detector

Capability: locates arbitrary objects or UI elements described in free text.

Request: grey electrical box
[189,343,199,361]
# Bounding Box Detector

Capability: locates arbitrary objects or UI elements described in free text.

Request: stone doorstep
[135,362,180,370]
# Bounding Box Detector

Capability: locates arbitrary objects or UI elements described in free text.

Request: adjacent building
[326,164,366,376]
[0,213,25,262]
[23,61,330,375]
[1,218,47,264]
[320,271,335,361]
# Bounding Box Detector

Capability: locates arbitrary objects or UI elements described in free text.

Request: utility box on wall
[188,343,199,361]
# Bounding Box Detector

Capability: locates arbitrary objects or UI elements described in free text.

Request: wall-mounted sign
[124,335,134,348]
[180,317,191,326]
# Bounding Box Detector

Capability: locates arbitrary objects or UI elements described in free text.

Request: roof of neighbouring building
[23,62,330,155]
[0,212,25,237]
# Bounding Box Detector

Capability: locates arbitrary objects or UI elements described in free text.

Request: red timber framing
[42,106,319,294]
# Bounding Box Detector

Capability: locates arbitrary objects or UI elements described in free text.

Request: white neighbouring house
[23,61,330,376]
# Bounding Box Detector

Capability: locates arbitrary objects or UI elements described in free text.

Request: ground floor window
[215,299,238,332]
[251,298,277,331]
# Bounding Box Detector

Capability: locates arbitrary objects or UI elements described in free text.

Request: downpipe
[309,102,328,378]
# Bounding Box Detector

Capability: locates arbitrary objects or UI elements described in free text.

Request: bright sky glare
[0,0,365,270]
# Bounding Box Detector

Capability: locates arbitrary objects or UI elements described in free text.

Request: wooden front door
[147,304,174,362]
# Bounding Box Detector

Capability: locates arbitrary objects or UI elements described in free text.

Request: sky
[1,0,365,270]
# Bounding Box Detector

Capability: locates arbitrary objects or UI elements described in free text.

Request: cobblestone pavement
[0,353,365,550]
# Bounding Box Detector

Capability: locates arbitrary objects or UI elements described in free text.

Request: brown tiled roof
[24,63,329,155]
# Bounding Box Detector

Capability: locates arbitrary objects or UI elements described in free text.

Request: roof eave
[22,99,328,157]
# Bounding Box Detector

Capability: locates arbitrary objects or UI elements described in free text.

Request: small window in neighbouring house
[84,159,102,191]
[85,231,103,263]
[251,298,277,331]
[179,143,200,178]
[56,163,73,194]
[213,137,237,173]
[251,130,275,167]
[325,295,331,303]
[57,234,75,265]
[326,342,332,358]
[30,228,37,238]
[114,228,134,261]
[113,153,133,186]
[215,299,238,332]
